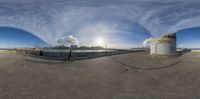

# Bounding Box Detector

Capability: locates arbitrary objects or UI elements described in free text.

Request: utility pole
[105,43,108,56]
[7,43,10,50]
[105,44,107,52]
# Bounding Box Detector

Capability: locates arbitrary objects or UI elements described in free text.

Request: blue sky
[177,28,200,48]
[0,27,47,48]
[0,0,200,48]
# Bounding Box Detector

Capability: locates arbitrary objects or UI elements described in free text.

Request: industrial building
[150,33,177,55]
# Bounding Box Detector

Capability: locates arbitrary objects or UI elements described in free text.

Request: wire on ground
[108,56,181,71]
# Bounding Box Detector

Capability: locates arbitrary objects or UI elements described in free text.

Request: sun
[95,37,105,46]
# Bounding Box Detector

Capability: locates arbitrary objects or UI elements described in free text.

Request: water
[0,49,7,52]
[191,48,200,50]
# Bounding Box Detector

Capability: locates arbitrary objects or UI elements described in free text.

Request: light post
[105,43,107,52]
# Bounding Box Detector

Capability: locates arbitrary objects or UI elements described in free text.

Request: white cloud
[0,0,200,48]
[66,35,79,45]
[143,38,153,47]
[57,35,79,45]
[178,44,184,48]
[78,22,118,35]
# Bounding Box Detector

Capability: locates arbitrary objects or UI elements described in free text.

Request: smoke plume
[57,35,79,45]
[143,38,153,47]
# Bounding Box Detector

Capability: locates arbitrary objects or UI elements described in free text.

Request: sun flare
[95,37,105,46]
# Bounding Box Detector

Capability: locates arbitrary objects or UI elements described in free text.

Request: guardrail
[8,49,147,61]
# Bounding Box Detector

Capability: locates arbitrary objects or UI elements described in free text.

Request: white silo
[150,33,176,55]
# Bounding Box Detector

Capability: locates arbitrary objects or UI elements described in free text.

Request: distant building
[71,45,78,49]
[150,33,176,55]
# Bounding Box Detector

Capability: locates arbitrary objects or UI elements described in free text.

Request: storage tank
[150,33,176,55]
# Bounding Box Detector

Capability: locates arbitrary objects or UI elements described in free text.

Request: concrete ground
[0,52,200,99]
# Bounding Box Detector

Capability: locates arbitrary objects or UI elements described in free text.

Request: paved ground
[0,52,200,99]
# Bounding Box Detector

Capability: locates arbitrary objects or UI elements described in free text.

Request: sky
[0,27,47,48]
[177,27,200,48]
[0,0,200,48]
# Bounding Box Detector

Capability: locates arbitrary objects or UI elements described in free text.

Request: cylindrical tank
[150,33,176,55]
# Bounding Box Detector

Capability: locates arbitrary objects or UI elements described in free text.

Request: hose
[108,56,181,70]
